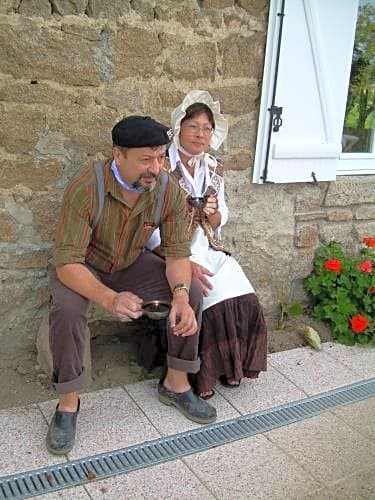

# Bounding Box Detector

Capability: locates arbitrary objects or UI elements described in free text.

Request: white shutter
[253,0,359,184]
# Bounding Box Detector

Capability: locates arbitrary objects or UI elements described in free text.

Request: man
[46,116,216,456]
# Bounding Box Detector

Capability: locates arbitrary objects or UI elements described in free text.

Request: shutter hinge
[269,105,283,132]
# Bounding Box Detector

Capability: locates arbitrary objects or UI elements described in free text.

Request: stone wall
[0,0,374,357]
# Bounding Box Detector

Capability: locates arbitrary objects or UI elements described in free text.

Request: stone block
[320,222,355,249]
[0,16,102,86]
[28,193,62,241]
[295,186,324,211]
[154,1,201,27]
[158,88,186,109]
[0,269,48,321]
[0,158,62,191]
[0,247,50,269]
[100,84,143,112]
[163,42,216,81]
[202,0,234,8]
[48,106,118,155]
[221,153,252,171]
[0,76,78,106]
[113,26,161,79]
[220,33,265,79]
[324,176,375,207]
[355,205,375,220]
[50,0,87,16]
[19,0,51,17]
[236,0,269,17]
[227,116,256,150]
[213,83,259,115]
[0,103,45,154]
[223,10,264,30]
[354,221,375,240]
[61,18,103,41]
[86,0,131,18]
[0,0,18,14]
[294,226,319,248]
[130,0,156,20]
[290,278,311,304]
[0,210,18,242]
[326,209,353,222]
[295,211,327,222]
[291,247,316,279]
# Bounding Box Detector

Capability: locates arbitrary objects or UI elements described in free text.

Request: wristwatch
[172,283,189,296]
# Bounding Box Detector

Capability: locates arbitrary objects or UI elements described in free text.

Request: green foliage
[343,3,375,151]
[277,301,303,329]
[304,240,375,346]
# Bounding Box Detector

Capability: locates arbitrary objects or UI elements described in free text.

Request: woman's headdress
[171,90,228,151]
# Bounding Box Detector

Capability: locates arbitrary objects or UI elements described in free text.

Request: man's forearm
[165,257,192,300]
[56,263,116,312]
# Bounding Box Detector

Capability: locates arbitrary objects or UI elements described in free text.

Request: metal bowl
[142,300,171,320]
[187,196,207,209]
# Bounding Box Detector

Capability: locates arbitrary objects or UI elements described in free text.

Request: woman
[147,90,267,398]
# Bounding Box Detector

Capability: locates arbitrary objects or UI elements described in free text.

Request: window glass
[342,0,375,153]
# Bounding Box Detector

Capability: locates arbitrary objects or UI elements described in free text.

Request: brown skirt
[191,293,267,394]
[138,292,267,393]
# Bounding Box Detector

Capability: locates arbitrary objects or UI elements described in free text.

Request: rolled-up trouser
[49,251,203,394]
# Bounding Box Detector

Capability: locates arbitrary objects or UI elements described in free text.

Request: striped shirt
[53,159,191,273]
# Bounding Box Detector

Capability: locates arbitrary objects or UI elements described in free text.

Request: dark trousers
[49,252,202,394]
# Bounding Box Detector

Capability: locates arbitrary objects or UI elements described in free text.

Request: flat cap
[112,115,173,148]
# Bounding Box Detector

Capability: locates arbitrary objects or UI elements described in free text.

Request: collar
[104,159,158,213]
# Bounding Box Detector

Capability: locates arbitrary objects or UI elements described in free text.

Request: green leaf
[287,303,304,317]
[336,332,356,346]
[357,334,370,345]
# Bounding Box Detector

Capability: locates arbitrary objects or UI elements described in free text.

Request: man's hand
[112,292,143,322]
[192,262,213,297]
[169,294,197,337]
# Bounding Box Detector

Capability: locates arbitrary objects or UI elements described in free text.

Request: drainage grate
[1,377,374,499]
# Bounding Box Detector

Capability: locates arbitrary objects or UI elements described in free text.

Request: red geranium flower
[324,259,342,273]
[350,314,369,334]
[370,287,375,295]
[363,237,375,248]
[357,261,373,273]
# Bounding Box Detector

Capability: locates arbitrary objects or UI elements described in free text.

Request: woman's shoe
[219,375,240,388]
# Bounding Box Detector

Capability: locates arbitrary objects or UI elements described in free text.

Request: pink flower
[357,261,372,273]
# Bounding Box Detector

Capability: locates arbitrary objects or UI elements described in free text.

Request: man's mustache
[141,172,157,180]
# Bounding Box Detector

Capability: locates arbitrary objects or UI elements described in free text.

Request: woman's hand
[203,195,218,216]
[192,262,214,297]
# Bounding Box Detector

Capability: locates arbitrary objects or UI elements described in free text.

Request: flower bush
[304,237,375,346]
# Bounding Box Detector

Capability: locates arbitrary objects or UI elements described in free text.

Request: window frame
[253,0,375,184]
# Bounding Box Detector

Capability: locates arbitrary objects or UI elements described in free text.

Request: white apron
[190,226,254,311]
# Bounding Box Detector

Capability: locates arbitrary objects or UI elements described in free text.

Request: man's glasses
[184,123,214,136]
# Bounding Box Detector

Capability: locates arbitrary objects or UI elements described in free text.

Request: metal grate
[1,377,374,499]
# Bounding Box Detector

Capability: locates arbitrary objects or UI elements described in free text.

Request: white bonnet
[170,90,228,151]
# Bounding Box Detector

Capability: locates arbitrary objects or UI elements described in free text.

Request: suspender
[153,168,168,228]
[93,162,105,230]
[93,161,169,231]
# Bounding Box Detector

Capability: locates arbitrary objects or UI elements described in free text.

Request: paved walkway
[1,342,374,499]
